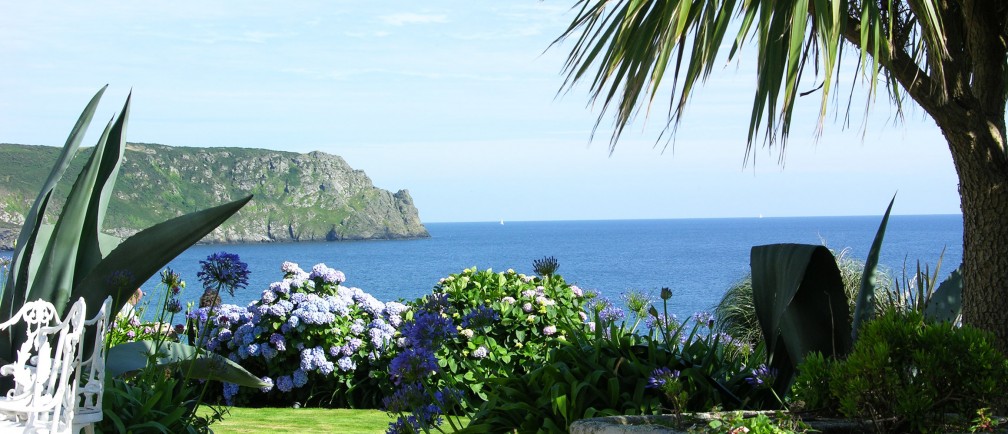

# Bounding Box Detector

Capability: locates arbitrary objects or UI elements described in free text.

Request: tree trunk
[939,124,1008,354]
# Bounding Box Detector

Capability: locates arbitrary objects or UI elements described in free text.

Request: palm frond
[554,0,948,155]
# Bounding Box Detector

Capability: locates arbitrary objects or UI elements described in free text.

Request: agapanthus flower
[646,367,680,389]
[460,304,499,329]
[197,251,250,296]
[389,347,439,385]
[745,364,778,389]
[693,311,714,328]
[599,305,626,323]
[400,311,456,347]
[166,298,182,314]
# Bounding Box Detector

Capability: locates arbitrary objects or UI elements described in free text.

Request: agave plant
[750,195,962,398]
[0,87,264,387]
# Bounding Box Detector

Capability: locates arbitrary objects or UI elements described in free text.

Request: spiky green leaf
[851,194,895,341]
[107,340,269,388]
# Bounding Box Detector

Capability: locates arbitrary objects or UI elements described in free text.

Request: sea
[3,215,963,323]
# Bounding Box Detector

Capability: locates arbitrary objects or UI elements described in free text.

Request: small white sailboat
[500,219,504,225]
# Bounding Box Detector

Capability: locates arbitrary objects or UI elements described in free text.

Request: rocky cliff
[0,143,429,249]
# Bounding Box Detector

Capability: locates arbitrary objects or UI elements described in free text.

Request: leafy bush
[195,261,404,408]
[793,310,1008,432]
[467,291,772,433]
[788,351,835,412]
[98,268,227,433]
[98,366,226,434]
[384,266,591,433]
[107,268,187,348]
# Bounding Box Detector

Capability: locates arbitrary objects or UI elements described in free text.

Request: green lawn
[209,407,395,434]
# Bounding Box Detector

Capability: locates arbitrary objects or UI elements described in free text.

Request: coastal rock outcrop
[0,142,429,249]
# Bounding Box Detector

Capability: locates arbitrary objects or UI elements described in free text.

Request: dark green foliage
[420,268,589,412]
[465,326,668,433]
[750,244,852,399]
[714,248,883,351]
[98,367,227,434]
[797,310,1008,433]
[467,297,769,433]
[789,352,836,412]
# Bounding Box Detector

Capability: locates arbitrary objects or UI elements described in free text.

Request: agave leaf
[751,243,851,396]
[2,86,107,317]
[70,195,252,318]
[106,340,268,388]
[27,97,129,314]
[76,93,129,289]
[851,195,895,341]
[923,266,962,323]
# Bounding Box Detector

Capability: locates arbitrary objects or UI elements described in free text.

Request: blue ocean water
[130,214,963,322]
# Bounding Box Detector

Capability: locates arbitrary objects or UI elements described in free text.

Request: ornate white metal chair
[0,298,87,434]
[71,297,111,434]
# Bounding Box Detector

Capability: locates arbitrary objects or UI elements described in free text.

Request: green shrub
[384,266,591,432]
[98,366,226,434]
[788,351,836,412]
[706,411,813,434]
[467,293,772,433]
[799,309,1008,432]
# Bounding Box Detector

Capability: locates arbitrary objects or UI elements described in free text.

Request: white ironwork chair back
[71,297,111,434]
[0,298,87,434]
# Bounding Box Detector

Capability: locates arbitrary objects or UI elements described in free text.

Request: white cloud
[378,12,448,26]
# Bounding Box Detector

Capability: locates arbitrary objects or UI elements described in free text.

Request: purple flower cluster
[745,364,778,389]
[460,304,500,329]
[197,251,250,296]
[646,367,681,389]
[310,263,346,286]
[195,261,408,403]
[385,295,464,433]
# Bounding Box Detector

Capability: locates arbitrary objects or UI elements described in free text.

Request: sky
[0,1,962,223]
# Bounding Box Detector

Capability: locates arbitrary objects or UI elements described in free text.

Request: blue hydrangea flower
[292,369,309,387]
[337,356,356,372]
[259,376,274,393]
[276,375,293,392]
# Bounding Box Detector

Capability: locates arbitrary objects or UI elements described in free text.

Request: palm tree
[555,1,1008,351]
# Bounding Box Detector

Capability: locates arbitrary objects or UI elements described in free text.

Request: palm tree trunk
[940,120,1008,354]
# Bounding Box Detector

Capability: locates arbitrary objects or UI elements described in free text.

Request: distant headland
[0,142,429,249]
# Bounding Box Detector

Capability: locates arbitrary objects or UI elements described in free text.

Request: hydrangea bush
[193,261,407,408]
[385,266,592,433]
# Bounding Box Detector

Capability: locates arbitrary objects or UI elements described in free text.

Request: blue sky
[0,1,961,222]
